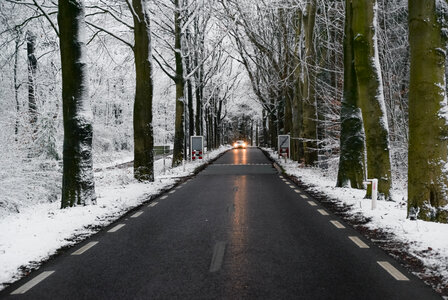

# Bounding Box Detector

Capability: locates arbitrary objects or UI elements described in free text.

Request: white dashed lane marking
[294,189,301,193]
[148,202,158,208]
[317,209,329,216]
[71,241,98,255]
[160,195,168,200]
[108,224,126,233]
[300,194,308,199]
[377,261,409,281]
[169,190,176,194]
[289,185,295,189]
[11,271,55,295]
[308,201,317,206]
[209,241,227,272]
[330,220,345,229]
[349,236,370,248]
[131,211,144,218]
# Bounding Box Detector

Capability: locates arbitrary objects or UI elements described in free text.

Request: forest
[0,0,447,224]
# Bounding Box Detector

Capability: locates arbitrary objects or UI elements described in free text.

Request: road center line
[131,211,144,218]
[11,271,55,295]
[349,236,370,248]
[377,261,409,281]
[308,201,317,206]
[330,220,345,229]
[148,202,158,207]
[71,241,99,255]
[108,224,126,233]
[300,194,308,199]
[317,209,329,216]
[209,241,226,273]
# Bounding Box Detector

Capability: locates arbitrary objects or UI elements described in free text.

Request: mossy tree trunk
[352,0,392,198]
[408,0,448,222]
[301,0,318,166]
[58,0,96,208]
[132,0,154,181]
[172,0,185,167]
[337,0,366,189]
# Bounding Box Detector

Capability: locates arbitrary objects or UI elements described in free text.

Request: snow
[0,145,230,291]
[265,148,448,291]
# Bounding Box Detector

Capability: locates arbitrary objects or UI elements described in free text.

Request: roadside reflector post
[363,178,378,210]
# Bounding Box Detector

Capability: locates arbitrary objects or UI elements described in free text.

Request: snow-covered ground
[0,146,230,291]
[264,148,448,294]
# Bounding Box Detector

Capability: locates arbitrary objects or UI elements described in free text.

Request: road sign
[278,135,290,159]
[190,136,204,161]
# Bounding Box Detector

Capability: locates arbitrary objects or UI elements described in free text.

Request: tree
[408,0,448,222]
[352,0,392,198]
[132,0,155,181]
[301,0,318,165]
[336,0,366,189]
[58,0,96,207]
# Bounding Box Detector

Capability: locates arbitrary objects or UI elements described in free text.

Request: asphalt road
[1,148,440,299]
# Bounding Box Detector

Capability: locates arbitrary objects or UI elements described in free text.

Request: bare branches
[85,21,133,49]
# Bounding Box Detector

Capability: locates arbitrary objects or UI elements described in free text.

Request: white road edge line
[161,195,168,200]
[108,224,126,233]
[209,241,226,273]
[308,201,317,206]
[11,271,55,295]
[71,241,99,256]
[377,261,409,281]
[349,236,370,248]
[300,194,308,199]
[317,209,329,216]
[330,220,345,229]
[131,211,144,218]
[148,202,158,207]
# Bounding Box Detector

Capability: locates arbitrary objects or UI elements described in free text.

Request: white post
[183,159,185,172]
[371,178,378,210]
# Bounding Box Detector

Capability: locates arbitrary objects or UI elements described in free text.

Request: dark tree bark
[14,34,20,138]
[58,0,96,208]
[132,0,154,181]
[172,0,185,167]
[27,30,37,126]
[336,0,366,189]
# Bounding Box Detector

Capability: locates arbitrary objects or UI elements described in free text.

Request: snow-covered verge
[0,145,231,291]
[264,148,448,296]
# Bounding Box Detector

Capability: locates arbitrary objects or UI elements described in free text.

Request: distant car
[233,140,247,149]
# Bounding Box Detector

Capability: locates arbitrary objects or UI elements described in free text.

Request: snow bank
[0,145,230,290]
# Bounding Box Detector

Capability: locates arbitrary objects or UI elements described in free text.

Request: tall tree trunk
[27,30,37,126]
[337,0,366,189]
[172,0,185,167]
[59,0,96,208]
[352,0,392,198]
[132,0,154,181]
[408,0,448,222]
[301,0,318,166]
[292,9,304,162]
[14,34,20,139]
